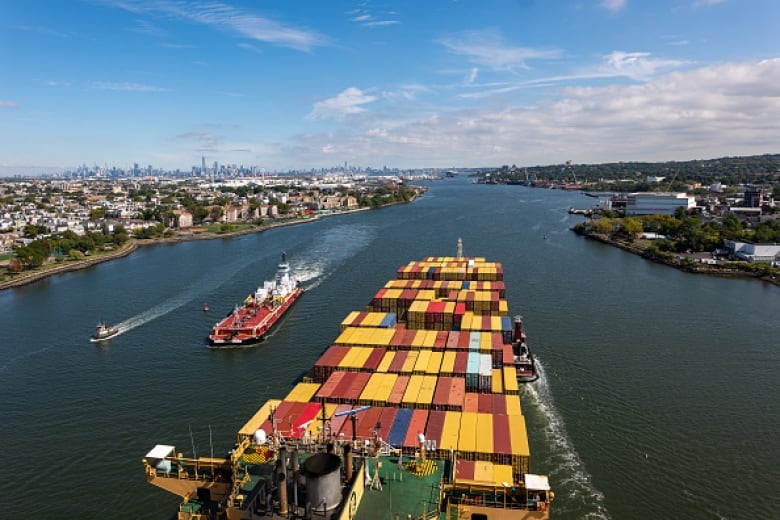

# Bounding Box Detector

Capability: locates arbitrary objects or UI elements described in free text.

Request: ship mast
[457,237,463,259]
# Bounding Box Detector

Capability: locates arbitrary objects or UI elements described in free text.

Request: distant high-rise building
[202,156,206,175]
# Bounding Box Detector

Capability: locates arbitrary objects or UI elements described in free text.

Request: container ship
[144,245,551,519]
[208,253,303,347]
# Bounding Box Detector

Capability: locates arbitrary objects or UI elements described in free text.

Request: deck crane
[560,160,577,184]
[666,169,679,191]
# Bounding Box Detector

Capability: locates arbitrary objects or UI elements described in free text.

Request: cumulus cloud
[307,87,378,120]
[439,29,561,71]
[277,58,780,168]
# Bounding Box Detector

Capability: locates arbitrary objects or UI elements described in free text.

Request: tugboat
[90,322,120,343]
[208,252,303,347]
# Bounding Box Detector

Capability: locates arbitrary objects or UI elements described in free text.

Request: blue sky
[2,0,779,174]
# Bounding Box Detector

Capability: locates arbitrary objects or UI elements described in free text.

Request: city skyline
[2,0,779,175]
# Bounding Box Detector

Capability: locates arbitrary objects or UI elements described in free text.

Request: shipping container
[504,395,522,416]
[458,412,478,459]
[387,375,410,406]
[475,413,494,460]
[387,408,413,446]
[401,375,424,407]
[492,414,512,464]
[440,411,461,451]
[402,409,430,449]
[285,382,321,403]
[440,351,456,376]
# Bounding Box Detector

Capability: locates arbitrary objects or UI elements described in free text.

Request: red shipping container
[455,460,475,481]
[425,410,447,447]
[363,347,386,371]
[458,333,470,350]
[435,331,448,349]
[387,375,410,405]
[463,392,479,413]
[316,371,347,400]
[478,393,492,414]
[355,406,384,439]
[389,350,408,373]
[491,393,507,415]
[492,414,512,456]
[446,331,460,350]
[333,371,357,400]
[432,376,452,408]
[344,372,372,402]
[329,405,354,438]
[449,377,466,409]
[502,345,514,366]
[402,409,430,448]
[454,351,469,374]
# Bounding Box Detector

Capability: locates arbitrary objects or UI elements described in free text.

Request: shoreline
[0,206,375,291]
[577,230,780,287]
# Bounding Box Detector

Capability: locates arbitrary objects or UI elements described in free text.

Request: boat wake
[110,253,261,337]
[292,224,376,291]
[523,359,611,519]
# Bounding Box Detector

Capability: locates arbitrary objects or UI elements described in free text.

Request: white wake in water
[112,253,261,336]
[291,224,376,291]
[524,359,611,519]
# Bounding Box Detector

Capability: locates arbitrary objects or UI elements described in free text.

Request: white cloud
[439,29,561,71]
[307,87,378,120]
[465,68,479,85]
[107,1,325,52]
[692,0,727,7]
[91,81,171,92]
[277,58,780,168]
[599,51,688,80]
[0,101,19,108]
[347,8,400,28]
[601,0,627,12]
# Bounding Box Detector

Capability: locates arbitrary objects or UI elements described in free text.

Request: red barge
[208,253,303,347]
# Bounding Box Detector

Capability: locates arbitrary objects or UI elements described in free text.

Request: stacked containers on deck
[261,256,530,479]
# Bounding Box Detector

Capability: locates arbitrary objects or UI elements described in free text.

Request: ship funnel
[513,315,525,342]
[302,453,342,512]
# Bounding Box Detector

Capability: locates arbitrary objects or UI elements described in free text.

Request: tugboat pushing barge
[144,244,550,519]
[208,253,303,347]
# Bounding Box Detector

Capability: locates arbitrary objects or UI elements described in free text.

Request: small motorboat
[90,322,120,343]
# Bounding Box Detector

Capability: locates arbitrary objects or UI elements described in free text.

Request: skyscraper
[201,156,206,175]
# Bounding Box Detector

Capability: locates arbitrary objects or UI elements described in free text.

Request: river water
[1,177,777,519]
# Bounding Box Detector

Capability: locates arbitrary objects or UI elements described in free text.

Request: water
[1,178,778,519]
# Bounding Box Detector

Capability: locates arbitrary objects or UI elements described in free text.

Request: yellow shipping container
[375,373,397,403]
[458,412,478,454]
[417,290,436,301]
[491,316,503,332]
[363,312,385,327]
[401,351,418,374]
[377,351,395,373]
[505,395,522,416]
[360,373,384,402]
[385,288,403,300]
[340,311,361,331]
[491,368,503,394]
[414,349,432,373]
[473,461,494,484]
[440,351,456,375]
[502,366,519,394]
[238,399,282,440]
[426,351,443,375]
[498,300,509,315]
[493,464,514,488]
[285,382,321,403]
[480,332,492,352]
[402,375,424,406]
[508,414,530,457]
[338,347,361,369]
[425,330,438,348]
[475,413,494,456]
[440,411,461,451]
[352,346,372,368]
[411,330,427,349]
[416,374,437,406]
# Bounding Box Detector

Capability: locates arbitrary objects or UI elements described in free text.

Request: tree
[621,217,643,240]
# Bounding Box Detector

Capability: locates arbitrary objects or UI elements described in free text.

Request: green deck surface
[354,456,445,520]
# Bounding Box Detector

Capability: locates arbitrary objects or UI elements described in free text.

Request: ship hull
[208,288,303,347]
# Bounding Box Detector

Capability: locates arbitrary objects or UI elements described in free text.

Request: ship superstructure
[145,250,551,519]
